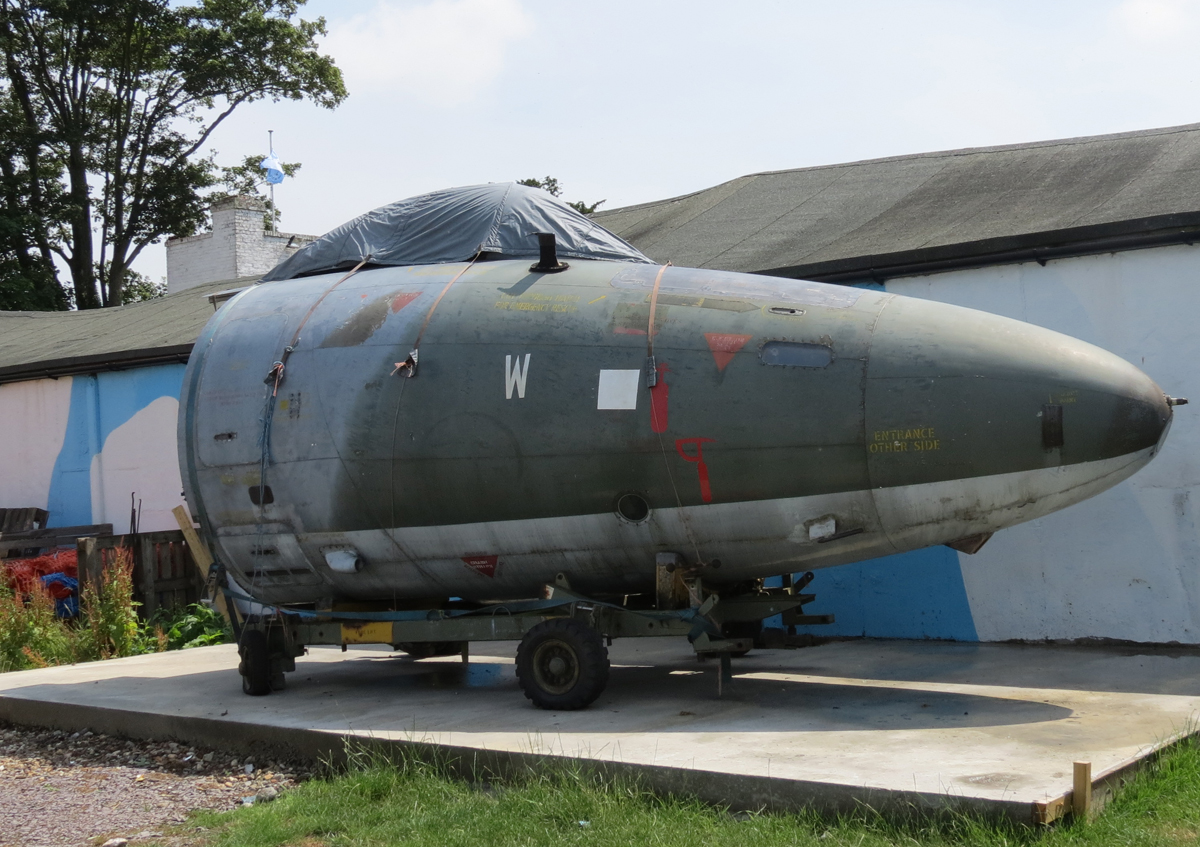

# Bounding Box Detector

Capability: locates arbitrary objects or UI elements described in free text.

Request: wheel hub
[532,639,579,695]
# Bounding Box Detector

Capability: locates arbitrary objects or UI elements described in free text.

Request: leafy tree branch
[0,0,346,311]
[213,152,301,229]
[518,176,606,216]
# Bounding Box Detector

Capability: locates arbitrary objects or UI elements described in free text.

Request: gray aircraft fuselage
[179,258,1172,605]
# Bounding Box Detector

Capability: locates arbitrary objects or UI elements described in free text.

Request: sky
[136,0,1200,281]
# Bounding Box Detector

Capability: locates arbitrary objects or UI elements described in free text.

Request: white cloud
[1113,0,1200,41]
[323,0,533,104]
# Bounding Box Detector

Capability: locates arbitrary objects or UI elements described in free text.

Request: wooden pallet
[77,531,205,618]
[0,508,49,534]
[0,523,112,557]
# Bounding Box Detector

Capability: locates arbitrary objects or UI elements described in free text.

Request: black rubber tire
[516,619,609,710]
[240,630,271,696]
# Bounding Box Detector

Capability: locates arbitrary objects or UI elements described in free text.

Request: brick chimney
[165,195,316,293]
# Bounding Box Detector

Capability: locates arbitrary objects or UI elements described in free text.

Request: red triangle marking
[391,292,420,313]
[704,333,752,372]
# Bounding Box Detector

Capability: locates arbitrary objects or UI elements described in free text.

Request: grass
[0,572,76,669]
[190,734,1200,847]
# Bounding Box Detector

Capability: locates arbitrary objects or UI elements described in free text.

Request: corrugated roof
[7,123,1200,384]
[594,123,1200,281]
[0,278,251,384]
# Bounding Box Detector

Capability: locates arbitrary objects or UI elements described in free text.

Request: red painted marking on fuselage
[675,437,716,502]
[650,362,670,433]
[612,326,647,336]
[704,332,753,372]
[462,555,498,577]
[391,292,420,313]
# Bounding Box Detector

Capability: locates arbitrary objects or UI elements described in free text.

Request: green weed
[75,546,140,661]
[147,601,232,650]
[0,579,75,671]
[0,546,230,672]
[189,737,1200,847]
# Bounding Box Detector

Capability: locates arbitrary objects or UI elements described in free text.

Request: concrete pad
[0,638,1197,823]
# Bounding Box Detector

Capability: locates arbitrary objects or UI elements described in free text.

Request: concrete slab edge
[1035,725,1200,824]
[0,694,1046,825]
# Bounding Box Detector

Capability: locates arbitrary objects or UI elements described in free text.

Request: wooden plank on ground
[171,505,228,622]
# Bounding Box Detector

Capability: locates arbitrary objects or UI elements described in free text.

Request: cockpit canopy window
[760,341,834,368]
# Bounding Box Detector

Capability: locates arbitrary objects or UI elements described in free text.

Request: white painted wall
[0,377,73,512]
[889,243,1200,642]
[0,366,187,534]
[166,196,315,293]
[88,396,186,534]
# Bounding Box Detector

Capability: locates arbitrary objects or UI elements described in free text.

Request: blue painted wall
[768,280,979,642]
[763,546,977,641]
[46,365,186,528]
[803,547,977,640]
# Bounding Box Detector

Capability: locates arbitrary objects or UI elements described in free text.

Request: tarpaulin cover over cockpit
[261,182,654,281]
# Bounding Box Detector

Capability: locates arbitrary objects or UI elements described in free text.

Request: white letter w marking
[505,354,531,399]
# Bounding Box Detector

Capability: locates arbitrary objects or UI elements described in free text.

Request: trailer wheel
[239,630,271,696]
[516,619,609,710]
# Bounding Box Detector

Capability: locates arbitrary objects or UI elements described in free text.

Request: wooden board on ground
[171,505,229,623]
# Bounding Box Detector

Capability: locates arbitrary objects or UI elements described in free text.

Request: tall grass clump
[76,546,141,661]
[0,545,228,672]
[0,580,76,671]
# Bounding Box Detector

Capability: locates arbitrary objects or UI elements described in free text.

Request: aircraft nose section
[1096,363,1173,458]
[1029,330,1172,464]
[864,295,1174,542]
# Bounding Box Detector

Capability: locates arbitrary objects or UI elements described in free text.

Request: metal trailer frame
[230,569,835,705]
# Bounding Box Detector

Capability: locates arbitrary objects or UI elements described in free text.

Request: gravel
[0,722,311,846]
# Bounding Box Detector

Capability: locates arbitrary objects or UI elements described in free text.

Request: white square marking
[808,515,837,541]
[597,369,641,410]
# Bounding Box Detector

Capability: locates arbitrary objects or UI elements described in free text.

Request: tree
[0,0,346,311]
[518,176,605,216]
[119,267,164,303]
[214,152,301,230]
[0,81,72,308]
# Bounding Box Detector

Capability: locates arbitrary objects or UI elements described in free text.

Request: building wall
[166,196,315,293]
[5,244,1196,642]
[166,232,236,293]
[0,377,74,514]
[0,365,188,534]
[806,244,1200,643]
